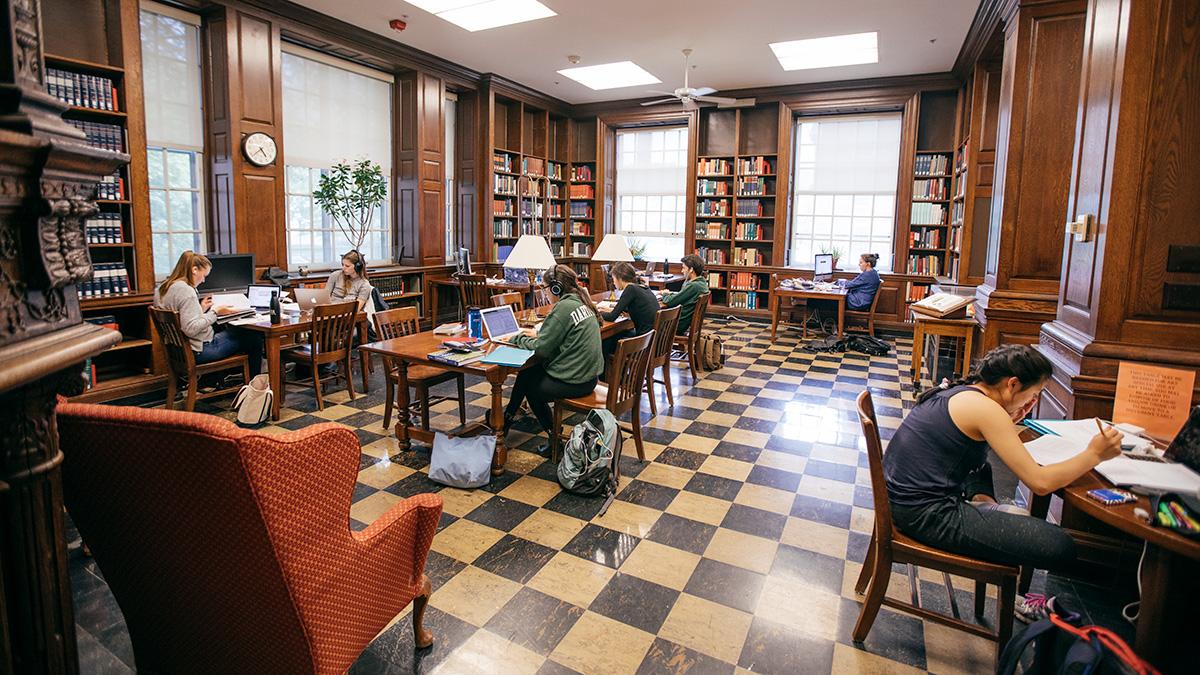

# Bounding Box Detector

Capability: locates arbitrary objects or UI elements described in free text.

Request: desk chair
[532,286,554,308]
[457,274,491,314]
[853,390,1018,661]
[645,305,682,415]
[670,293,710,381]
[150,307,250,412]
[280,300,358,410]
[845,290,882,337]
[373,307,466,431]
[490,291,525,313]
[553,331,655,463]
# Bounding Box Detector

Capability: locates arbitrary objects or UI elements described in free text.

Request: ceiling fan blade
[691,86,717,97]
[641,97,681,106]
[645,90,678,97]
[693,94,738,105]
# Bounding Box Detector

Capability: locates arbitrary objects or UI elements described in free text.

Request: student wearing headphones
[661,254,710,335]
[600,261,658,357]
[504,265,604,445]
[325,250,374,311]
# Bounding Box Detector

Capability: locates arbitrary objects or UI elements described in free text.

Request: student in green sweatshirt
[662,254,710,335]
[504,264,604,440]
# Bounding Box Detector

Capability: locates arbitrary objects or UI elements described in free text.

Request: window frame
[614,125,689,261]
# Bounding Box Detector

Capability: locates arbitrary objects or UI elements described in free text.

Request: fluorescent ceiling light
[556,61,661,91]
[769,31,878,71]
[408,0,556,32]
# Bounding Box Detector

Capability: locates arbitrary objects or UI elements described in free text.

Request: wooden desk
[236,311,371,420]
[770,285,848,340]
[360,293,630,476]
[909,310,976,388]
[428,277,537,324]
[641,273,684,290]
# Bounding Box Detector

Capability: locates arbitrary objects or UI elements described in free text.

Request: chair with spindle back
[644,305,681,415]
[531,286,554,309]
[490,291,525,313]
[845,288,882,337]
[552,331,655,463]
[149,307,249,412]
[670,292,710,381]
[280,300,357,410]
[373,306,466,431]
[457,274,491,314]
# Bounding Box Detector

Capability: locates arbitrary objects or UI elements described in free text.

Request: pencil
[1095,417,1106,436]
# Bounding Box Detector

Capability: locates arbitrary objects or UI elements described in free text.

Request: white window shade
[616,127,687,260]
[140,4,203,150]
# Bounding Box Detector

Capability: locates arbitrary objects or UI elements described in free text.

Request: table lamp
[591,233,634,299]
[504,234,557,288]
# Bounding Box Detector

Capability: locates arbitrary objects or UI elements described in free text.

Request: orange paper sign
[1112,362,1196,440]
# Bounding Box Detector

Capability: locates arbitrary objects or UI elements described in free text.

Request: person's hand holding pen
[1088,418,1124,463]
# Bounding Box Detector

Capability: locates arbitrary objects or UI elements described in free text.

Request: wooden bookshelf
[568,117,598,277]
[903,90,959,304]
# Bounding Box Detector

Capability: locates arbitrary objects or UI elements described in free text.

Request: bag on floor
[847,335,891,356]
[429,432,494,489]
[558,409,621,499]
[997,610,1159,675]
[697,333,725,371]
[233,374,273,427]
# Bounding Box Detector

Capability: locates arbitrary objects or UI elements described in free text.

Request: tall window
[616,127,687,261]
[140,3,206,277]
[282,45,392,268]
[445,93,458,262]
[789,114,901,271]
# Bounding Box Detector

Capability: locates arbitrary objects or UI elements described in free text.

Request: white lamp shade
[592,234,635,262]
[504,234,557,269]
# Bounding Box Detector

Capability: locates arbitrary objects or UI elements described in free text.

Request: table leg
[770,293,779,340]
[962,328,974,379]
[836,299,845,340]
[394,360,411,450]
[911,322,923,386]
[431,284,440,326]
[489,374,507,476]
[267,334,282,420]
[358,318,371,393]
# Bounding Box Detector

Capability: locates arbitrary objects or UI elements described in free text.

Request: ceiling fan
[641,49,745,110]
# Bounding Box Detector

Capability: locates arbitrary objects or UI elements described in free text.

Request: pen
[1159,503,1179,528]
[1167,502,1198,530]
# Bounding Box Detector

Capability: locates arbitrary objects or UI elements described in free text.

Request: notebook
[481,346,533,367]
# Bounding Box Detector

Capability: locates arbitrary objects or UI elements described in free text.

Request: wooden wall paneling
[974,0,1086,350]
[1040,0,1200,449]
[771,102,790,267]
[599,118,615,277]
[419,73,445,266]
[204,10,237,255]
[396,72,419,266]
[961,59,1002,284]
[456,90,479,258]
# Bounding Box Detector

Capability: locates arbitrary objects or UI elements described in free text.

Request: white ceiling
[290,0,980,104]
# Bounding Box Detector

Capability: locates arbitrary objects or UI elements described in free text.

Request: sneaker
[1015,593,1052,623]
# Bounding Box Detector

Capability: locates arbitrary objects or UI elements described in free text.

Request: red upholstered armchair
[56,402,443,674]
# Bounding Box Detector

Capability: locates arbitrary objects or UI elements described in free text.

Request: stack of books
[45,68,119,111]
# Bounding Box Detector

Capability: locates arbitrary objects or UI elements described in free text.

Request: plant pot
[831,257,840,270]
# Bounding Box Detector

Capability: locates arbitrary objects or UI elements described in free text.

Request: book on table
[910,292,973,319]
[427,349,484,367]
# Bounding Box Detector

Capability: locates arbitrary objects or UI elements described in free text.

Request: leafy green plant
[819,244,843,267]
[628,238,648,260]
[312,158,387,253]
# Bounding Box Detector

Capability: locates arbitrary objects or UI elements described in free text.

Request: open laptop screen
[247,284,279,308]
[481,305,520,340]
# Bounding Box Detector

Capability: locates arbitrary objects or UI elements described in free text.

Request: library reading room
[3,0,1200,673]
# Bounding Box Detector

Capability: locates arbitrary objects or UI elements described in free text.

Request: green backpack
[557,409,622,510]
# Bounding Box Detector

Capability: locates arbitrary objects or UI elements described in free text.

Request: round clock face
[242,132,277,167]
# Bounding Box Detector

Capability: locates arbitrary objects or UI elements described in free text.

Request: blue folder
[482,345,534,367]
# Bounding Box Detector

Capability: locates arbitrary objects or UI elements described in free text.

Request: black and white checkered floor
[70,318,1135,674]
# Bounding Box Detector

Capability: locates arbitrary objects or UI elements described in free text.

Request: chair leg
[344,355,356,400]
[418,384,431,431]
[631,403,645,461]
[313,364,325,411]
[974,580,988,620]
[688,345,698,381]
[908,565,920,607]
[184,375,198,412]
[996,575,1017,659]
[164,375,178,410]
[456,375,466,425]
[551,403,563,463]
[645,370,657,416]
[943,572,961,620]
[855,529,877,594]
[661,363,674,408]
[852,544,892,642]
[413,574,433,650]
[382,377,395,429]
[242,358,250,386]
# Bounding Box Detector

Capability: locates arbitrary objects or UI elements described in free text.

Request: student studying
[661,254,709,335]
[599,261,658,357]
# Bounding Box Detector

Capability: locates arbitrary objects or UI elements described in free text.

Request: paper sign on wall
[1112,362,1196,440]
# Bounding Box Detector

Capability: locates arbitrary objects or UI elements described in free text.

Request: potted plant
[819,244,843,269]
[628,238,648,261]
[312,158,388,258]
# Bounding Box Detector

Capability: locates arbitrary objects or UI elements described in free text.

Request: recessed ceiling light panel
[408,0,556,32]
[769,31,878,71]
[556,61,661,91]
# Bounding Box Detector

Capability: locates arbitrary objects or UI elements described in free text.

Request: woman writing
[600,262,658,357]
[325,250,374,311]
[503,265,604,444]
[154,251,263,376]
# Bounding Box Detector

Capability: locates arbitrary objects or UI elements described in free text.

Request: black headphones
[547,265,565,296]
[348,250,364,275]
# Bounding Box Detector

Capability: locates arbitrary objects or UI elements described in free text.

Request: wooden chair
[457,274,491,313]
[373,306,466,431]
[845,288,882,337]
[149,307,249,412]
[552,331,655,463]
[670,292,710,380]
[531,286,554,308]
[280,300,358,411]
[490,291,525,313]
[852,389,1018,661]
[644,305,682,415]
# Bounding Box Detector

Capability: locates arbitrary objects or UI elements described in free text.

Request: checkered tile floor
[70,318,1133,674]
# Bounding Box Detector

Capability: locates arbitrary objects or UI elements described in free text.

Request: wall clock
[242,132,277,167]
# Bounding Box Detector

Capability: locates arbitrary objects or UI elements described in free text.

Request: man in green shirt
[662,254,710,335]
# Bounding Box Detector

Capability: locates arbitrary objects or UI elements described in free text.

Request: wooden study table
[909,309,977,388]
[235,310,372,420]
[770,284,848,340]
[428,277,539,323]
[360,293,631,476]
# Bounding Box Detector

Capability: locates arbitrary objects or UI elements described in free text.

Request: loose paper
[1112,362,1195,440]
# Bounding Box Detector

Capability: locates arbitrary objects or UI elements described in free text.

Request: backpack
[558,409,622,507]
[998,609,1159,675]
[697,333,725,371]
[233,374,273,427]
[847,335,891,356]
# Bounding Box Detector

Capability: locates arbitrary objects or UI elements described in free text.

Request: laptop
[293,287,331,310]
[480,304,522,343]
[247,284,281,311]
[644,262,656,276]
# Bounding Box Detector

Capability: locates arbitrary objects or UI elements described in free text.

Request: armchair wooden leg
[382,377,395,430]
[165,375,178,410]
[645,370,657,416]
[413,574,433,650]
[456,375,466,425]
[661,363,674,408]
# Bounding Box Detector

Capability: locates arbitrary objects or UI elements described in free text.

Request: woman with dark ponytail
[884,345,1122,617]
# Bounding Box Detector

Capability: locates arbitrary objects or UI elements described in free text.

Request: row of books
[697,158,731,175]
[697,247,727,265]
[697,179,729,195]
[949,225,963,251]
[570,164,593,181]
[913,178,948,200]
[728,291,765,309]
[85,213,124,244]
[950,201,964,226]
[373,275,421,297]
[68,119,124,152]
[735,200,765,217]
[547,162,564,180]
[732,247,764,266]
[45,68,119,111]
[550,241,565,257]
[569,202,593,218]
[569,184,594,198]
[492,152,514,173]
[80,263,131,298]
[81,357,97,389]
[947,256,961,281]
[727,271,762,290]
[570,223,592,236]
[98,172,125,200]
[907,254,942,276]
[737,157,773,175]
[696,221,729,239]
[494,174,518,195]
[737,177,771,196]
[547,183,563,199]
[706,272,723,287]
[955,145,968,173]
[954,174,967,199]
[524,220,566,236]
[734,222,767,241]
[571,263,590,279]
[520,202,558,218]
[521,157,545,176]
[493,199,515,216]
[697,200,728,217]
[911,201,947,224]
[907,283,931,303]
[572,242,592,256]
[914,153,950,175]
[909,228,942,248]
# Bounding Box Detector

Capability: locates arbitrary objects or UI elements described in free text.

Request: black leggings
[505,363,597,432]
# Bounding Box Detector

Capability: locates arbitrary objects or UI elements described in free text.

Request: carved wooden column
[397,71,445,266]
[0,0,124,672]
[974,0,1086,349]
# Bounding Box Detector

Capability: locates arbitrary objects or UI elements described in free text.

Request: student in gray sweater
[324,250,374,311]
[154,251,262,376]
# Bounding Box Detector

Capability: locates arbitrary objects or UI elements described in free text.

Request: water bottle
[270,288,281,324]
[468,306,482,339]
